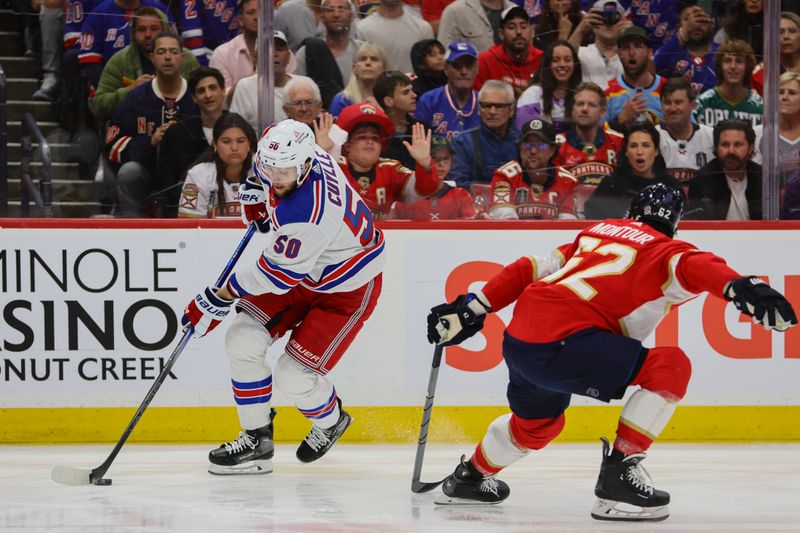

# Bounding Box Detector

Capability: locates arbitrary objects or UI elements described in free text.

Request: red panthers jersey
[489,161,578,220]
[338,157,438,218]
[481,219,740,344]
[392,184,476,220]
[553,128,623,185]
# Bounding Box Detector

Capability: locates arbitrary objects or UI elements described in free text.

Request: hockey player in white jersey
[181,119,388,473]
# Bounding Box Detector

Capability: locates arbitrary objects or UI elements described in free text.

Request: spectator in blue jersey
[617,0,679,51]
[654,4,719,96]
[605,25,667,132]
[450,80,521,189]
[414,41,481,140]
[91,6,200,125]
[105,32,199,217]
[179,0,238,66]
[78,0,176,88]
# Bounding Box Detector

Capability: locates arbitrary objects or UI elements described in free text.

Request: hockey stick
[411,343,447,493]
[51,223,258,486]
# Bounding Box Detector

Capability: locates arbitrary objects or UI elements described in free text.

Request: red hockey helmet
[337,103,394,149]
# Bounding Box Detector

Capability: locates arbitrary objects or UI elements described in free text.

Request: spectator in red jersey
[553,81,622,185]
[388,136,478,220]
[488,118,578,220]
[474,6,543,98]
[336,103,439,217]
[584,121,681,220]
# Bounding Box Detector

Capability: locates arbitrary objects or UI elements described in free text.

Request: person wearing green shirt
[696,39,762,128]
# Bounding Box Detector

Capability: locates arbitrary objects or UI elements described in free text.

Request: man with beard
[687,119,762,220]
[605,26,667,131]
[414,42,481,140]
[105,32,199,217]
[474,6,543,97]
[295,0,361,109]
[91,6,199,125]
[488,119,577,220]
[554,82,623,186]
[654,4,719,95]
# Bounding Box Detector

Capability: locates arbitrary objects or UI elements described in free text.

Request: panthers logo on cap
[360,104,377,114]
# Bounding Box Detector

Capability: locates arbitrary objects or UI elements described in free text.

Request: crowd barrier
[1,219,799,443]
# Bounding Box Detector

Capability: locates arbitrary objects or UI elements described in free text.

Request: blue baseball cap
[445,41,478,63]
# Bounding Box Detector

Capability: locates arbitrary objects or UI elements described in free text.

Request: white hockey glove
[724,276,798,332]
[427,292,492,346]
[181,286,234,338]
[240,177,270,233]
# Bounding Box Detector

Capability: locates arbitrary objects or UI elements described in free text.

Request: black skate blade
[434,494,504,506]
[208,459,273,476]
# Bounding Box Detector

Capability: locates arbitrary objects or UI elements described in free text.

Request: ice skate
[208,409,276,475]
[296,399,353,463]
[434,455,510,505]
[590,437,670,522]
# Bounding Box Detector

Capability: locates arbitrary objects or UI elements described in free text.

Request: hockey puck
[93,478,112,486]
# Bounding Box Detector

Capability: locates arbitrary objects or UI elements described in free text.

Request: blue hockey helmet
[625,183,685,237]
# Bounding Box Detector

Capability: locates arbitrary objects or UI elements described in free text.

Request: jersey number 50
[343,188,375,246]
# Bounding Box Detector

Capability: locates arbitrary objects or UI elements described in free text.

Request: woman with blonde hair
[329,42,390,116]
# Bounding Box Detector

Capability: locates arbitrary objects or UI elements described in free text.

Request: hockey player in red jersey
[181,119,385,473]
[488,119,577,220]
[336,103,440,218]
[553,82,623,185]
[389,136,477,220]
[427,183,797,520]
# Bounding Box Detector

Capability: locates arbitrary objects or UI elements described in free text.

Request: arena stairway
[1,6,101,217]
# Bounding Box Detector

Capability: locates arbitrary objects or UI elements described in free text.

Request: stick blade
[51,466,91,486]
[411,479,445,494]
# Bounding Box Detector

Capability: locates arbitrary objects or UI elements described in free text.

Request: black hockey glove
[724,276,798,332]
[427,293,491,346]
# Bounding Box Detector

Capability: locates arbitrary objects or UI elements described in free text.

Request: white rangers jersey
[657,124,714,183]
[178,162,248,218]
[228,147,385,296]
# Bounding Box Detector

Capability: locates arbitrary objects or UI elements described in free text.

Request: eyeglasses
[478,102,513,110]
[521,141,550,151]
[287,99,320,108]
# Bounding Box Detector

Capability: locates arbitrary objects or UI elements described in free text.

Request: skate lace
[625,459,655,495]
[304,425,331,452]
[224,432,256,454]
[479,476,500,497]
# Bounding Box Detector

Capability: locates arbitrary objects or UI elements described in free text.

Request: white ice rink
[2,443,799,532]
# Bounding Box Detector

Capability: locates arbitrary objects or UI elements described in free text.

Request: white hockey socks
[473,414,530,475]
[617,389,677,454]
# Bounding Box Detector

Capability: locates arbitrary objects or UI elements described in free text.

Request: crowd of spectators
[16,0,800,220]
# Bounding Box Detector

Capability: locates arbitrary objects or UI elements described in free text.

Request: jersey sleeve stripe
[77,52,102,63]
[109,136,132,164]
[256,255,305,289]
[181,28,203,38]
[310,179,325,225]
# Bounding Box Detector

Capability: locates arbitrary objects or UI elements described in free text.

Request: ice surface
[1,443,799,532]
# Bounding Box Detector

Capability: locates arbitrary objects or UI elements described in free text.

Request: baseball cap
[430,135,452,154]
[444,41,478,63]
[336,103,394,147]
[274,30,288,44]
[592,0,624,15]
[500,5,529,26]
[617,25,650,45]
[520,119,556,144]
